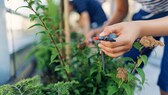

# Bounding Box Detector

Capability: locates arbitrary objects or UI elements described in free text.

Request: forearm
[80,12,90,36]
[105,9,128,26]
[82,18,90,36]
[138,16,168,37]
[104,0,128,26]
[91,10,127,36]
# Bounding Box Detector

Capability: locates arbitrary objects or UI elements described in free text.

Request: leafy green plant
[66,41,146,95]
[0,76,78,95]
[14,0,163,95]
[17,0,70,83]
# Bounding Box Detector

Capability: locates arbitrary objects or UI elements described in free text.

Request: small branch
[49,34,65,66]
[55,32,61,43]
[26,1,65,66]
[26,1,70,80]
[122,59,138,94]
[11,85,23,95]
[130,62,137,74]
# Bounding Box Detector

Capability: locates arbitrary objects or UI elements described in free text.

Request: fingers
[101,49,126,58]
[99,26,117,36]
[98,43,130,58]
[98,36,132,58]
[99,44,130,53]
[100,40,124,48]
[99,34,130,48]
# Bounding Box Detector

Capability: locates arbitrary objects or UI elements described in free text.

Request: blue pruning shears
[93,34,117,71]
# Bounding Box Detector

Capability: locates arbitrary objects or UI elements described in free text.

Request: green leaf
[140,55,148,65]
[96,73,101,84]
[137,58,143,67]
[36,4,45,11]
[56,43,64,50]
[84,77,91,82]
[55,67,62,72]
[64,65,72,73]
[42,17,48,21]
[28,23,43,29]
[29,14,38,21]
[136,68,145,85]
[105,74,112,77]
[50,59,60,65]
[50,54,58,62]
[90,68,97,76]
[107,86,118,95]
[29,1,35,6]
[106,73,116,80]
[15,6,30,12]
[35,0,42,3]
[128,63,134,69]
[127,73,134,82]
[35,31,46,36]
[92,87,97,95]
[56,29,64,33]
[99,89,104,95]
[122,84,132,95]
[118,80,123,88]
[117,57,134,63]
[140,46,144,51]
[74,89,80,95]
[133,42,143,51]
[87,83,94,88]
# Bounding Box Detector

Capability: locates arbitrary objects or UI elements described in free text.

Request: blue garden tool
[93,34,117,71]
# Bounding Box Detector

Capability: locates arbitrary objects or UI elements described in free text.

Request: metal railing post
[0,0,10,85]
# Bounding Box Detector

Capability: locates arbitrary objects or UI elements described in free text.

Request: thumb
[99,26,115,36]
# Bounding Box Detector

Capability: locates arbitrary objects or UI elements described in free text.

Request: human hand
[85,28,102,45]
[85,30,95,45]
[98,22,141,58]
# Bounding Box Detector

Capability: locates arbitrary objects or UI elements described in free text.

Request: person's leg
[158,37,168,95]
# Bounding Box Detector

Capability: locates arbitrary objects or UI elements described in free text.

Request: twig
[11,85,23,95]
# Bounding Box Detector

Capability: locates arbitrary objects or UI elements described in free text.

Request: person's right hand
[85,30,95,44]
[98,21,141,58]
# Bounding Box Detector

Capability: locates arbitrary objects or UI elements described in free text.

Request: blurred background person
[69,0,107,43]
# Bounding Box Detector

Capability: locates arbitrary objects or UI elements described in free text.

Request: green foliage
[133,42,144,51]
[107,86,118,95]
[68,44,138,95]
[140,55,148,65]
[28,23,43,29]
[17,0,152,95]
[136,68,145,85]
[121,83,134,95]
[0,76,78,95]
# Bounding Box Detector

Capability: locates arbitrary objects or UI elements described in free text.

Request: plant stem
[122,59,138,94]
[131,62,138,74]
[122,44,145,94]
[11,85,23,95]
[26,1,65,66]
[26,1,70,80]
